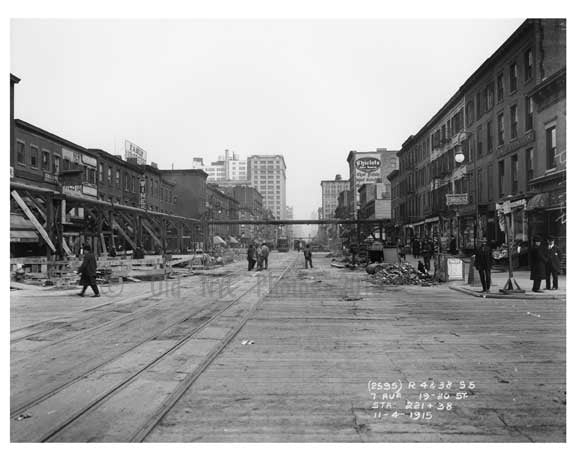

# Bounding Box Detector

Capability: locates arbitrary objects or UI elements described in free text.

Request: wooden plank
[11,190,56,252]
[112,217,137,250]
[142,220,163,248]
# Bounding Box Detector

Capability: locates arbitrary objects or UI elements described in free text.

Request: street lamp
[454,131,479,249]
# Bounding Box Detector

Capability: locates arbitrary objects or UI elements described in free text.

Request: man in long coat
[247,244,256,271]
[474,239,493,292]
[546,237,562,290]
[530,236,548,293]
[78,244,100,297]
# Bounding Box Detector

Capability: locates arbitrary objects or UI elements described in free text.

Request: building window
[486,82,494,110]
[116,170,120,189]
[125,173,130,192]
[476,92,482,119]
[497,113,505,145]
[511,155,518,194]
[487,165,494,201]
[63,158,71,170]
[41,150,51,171]
[99,164,104,183]
[526,148,534,182]
[510,105,518,139]
[30,145,39,168]
[53,155,60,175]
[524,49,533,81]
[16,140,26,164]
[498,160,505,197]
[107,166,112,183]
[486,120,493,153]
[546,125,557,169]
[509,63,518,93]
[525,97,533,131]
[476,125,483,157]
[496,73,504,102]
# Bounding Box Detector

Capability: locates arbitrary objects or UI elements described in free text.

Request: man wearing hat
[474,238,493,292]
[546,237,562,290]
[530,235,548,293]
[77,244,100,297]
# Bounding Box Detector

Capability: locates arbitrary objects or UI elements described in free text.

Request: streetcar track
[39,262,294,443]
[11,266,245,344]
[10,267,248,418]
[131,258,297,442]
[11,259,294,442]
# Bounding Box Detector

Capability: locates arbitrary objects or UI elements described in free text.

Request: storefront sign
[43,172,58,184]
[82,185,97,197]
[446,193,469,206]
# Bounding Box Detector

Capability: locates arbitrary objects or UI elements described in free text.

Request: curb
[449,285,565,300]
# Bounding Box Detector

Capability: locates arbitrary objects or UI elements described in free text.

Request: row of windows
[466,48,533,126]
[393,134,556,217]
[15,140,97,185]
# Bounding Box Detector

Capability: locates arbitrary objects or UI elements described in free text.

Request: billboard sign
[354,154,382,187]
[125,140,147,165]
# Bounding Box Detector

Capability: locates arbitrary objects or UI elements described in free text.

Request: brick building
[390,19,566,254]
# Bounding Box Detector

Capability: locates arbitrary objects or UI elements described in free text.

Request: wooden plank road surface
[10,254,296,442]
[144,253,566,443]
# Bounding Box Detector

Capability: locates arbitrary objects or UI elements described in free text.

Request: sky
[11,18,525,219]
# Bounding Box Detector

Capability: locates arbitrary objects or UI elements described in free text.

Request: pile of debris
[367,262,434,286]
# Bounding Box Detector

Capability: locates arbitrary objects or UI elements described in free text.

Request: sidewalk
[399,253,566,300]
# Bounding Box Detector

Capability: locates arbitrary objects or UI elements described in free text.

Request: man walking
[247,244,256,271]
[261,242,270,270]
[77,244,100,297]
[412,238,420,259]
[546,237,561,290]
[474,239,493,292]
[256,243,264,271]
[530,235,548,293]
[421,237,433,272]
[304,244,313,269]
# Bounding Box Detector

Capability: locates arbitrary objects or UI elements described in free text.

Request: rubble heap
[367,263,434,286]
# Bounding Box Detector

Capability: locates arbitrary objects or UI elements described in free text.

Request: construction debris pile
[366,262,435,286]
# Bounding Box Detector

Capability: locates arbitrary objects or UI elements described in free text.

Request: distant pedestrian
[474,239,493,292]
[261,242,270,270]
[421,238,433,271]
[304,244,313,269]
[412,238,421,258]
[546,237,561,290]
[77,245,100,297]
[397,239,406,263]
[449,235,458,255]
[530,236,548,293]
[247,244,256,271]
[256,244,264,271]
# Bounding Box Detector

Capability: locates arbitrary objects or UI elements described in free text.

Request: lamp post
[454,131,479,250]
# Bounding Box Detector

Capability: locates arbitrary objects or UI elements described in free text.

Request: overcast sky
[11,19,525,219]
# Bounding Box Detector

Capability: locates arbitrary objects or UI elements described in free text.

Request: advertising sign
[140,178,147,209]
[125,140,147,165]
[354,154,382,187]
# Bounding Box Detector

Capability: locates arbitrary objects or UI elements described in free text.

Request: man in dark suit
[474,239,493,292]
[546,237,562,290]
[530,236,548,293]
[78,245,100,297]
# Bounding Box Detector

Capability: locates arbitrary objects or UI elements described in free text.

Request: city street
[11,251,566,442]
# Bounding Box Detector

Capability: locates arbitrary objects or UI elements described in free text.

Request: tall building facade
[247,155,287,219]
[320,175,350,220]
[390,19,566,254]
[200,150,248,183]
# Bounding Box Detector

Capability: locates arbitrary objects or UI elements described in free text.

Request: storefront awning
[229,236,239,244]
[213,235,227,245]
[526,193,550,211]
